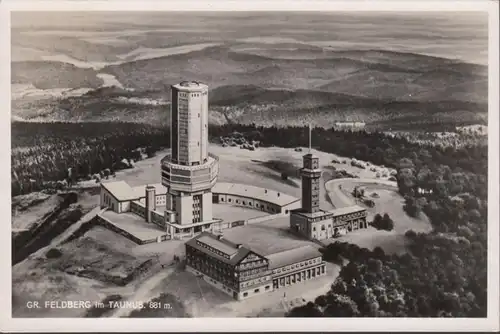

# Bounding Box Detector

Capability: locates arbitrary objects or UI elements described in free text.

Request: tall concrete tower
[161,81,219,230]
[300,125,321,213]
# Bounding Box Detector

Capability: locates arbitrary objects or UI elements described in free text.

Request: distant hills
[11,45,488,130]
[12,61,103,90]
[101,46,487,103]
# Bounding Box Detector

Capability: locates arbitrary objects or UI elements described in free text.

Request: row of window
[217,196,281,213]
[312,219,363,232]
[238,259,266,270]
[189,246,235,268]
[242,286,270,297]
[241,275,270,288]
[178,92,206,98]
[274,258,321,274]
[277,266,325,284]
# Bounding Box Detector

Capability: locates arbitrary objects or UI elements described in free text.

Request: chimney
[236,244,242,249]
[145,185,156,223]
[217,234,223,240]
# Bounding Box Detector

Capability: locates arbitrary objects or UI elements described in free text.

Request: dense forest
[286,130,488,317]
[12,121,487,197]
[11,122,169,196]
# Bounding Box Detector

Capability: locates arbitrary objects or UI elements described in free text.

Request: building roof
[198,235,240,257]
[329,205,366,216]
[102,181,169,202]
[132,200,145,208]
[292,205,366,219]
[101,181,137,201]
[212,182,299,207]
[172,81,208,92]
[185,232,261,266]
[267,245,321,270]
[291,209,332,219]
[131,183,168,198]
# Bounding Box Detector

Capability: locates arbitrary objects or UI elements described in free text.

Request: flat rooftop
[173,81,208,91]
[293,205,366,218]
[267,245,321,270]
[221,214,316,256]
[328,205,366,216]
[291,209,332,219]
[213,182,299,207]
[99,210,167,241]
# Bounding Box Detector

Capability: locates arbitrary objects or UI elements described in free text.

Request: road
[325,178,398,208]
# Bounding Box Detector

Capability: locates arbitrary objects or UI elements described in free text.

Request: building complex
[95,80,369,300]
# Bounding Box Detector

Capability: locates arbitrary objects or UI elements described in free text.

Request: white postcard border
[0,1,498,332]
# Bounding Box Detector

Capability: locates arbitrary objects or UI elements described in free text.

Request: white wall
[177,195,193,225]
[201,192,212,221]
[119,201,130,213]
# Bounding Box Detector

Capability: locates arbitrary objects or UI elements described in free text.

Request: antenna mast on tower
[309,123,312,154]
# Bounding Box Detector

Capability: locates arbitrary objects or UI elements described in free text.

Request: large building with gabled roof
[185,232,326,300]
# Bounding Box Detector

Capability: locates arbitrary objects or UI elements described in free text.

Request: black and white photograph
[1,0,499,332]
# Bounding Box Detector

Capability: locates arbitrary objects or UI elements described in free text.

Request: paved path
[325,178,398,208]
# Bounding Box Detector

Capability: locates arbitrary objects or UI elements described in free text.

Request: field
[12,144,431,317]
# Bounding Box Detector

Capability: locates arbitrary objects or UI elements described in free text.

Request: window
[243,292,248,297]
[228,198,232,203]
[313,227,316,231]
[265,286,270,290]
[254,288,260,293]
